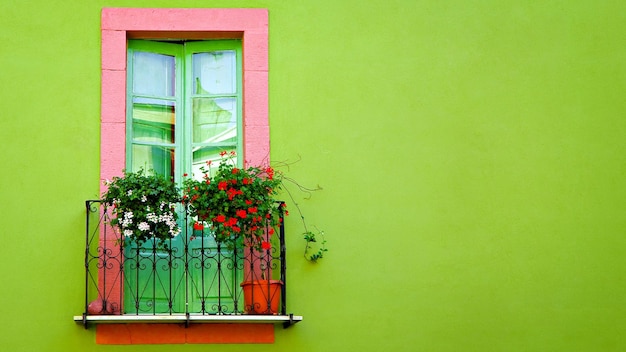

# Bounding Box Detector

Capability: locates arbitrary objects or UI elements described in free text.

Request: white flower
[138,222,150,231]
[141,195,147,202]
[124,229,133,237]
[127,190,133,196]
[120,211,134,228]
[170,227,181,237]
[146,212,157,223]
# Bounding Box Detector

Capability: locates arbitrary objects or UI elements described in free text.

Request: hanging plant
[102,168,181,245]
[182,151,284,251]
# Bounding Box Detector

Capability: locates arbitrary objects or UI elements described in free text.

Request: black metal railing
[82,200,288,317]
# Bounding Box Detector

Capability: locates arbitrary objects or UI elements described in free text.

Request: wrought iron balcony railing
[76,200,301,327]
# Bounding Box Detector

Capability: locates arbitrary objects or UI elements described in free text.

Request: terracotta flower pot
[87,298,119,315]
[240,280,283,315]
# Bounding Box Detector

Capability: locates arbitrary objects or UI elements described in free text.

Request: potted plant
[102,168,182,246]
[182,151,285,314]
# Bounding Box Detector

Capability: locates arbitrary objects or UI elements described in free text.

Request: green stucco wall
[1,1,625,351]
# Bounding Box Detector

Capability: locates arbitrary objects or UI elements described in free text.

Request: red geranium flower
[227,188,243,200]
[180,148,293,251]
[261,241,271,250]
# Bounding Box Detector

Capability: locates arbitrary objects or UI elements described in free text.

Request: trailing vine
[303,228,328,262]
[279,166,328,262]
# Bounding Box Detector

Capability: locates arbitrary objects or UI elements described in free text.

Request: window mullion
[181,44,193,182]
[174,46,185,186]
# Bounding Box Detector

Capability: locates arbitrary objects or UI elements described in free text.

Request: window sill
[73,313,303,328]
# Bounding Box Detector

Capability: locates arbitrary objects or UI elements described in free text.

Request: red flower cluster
[227,187,243,200]
[182,151,287,251]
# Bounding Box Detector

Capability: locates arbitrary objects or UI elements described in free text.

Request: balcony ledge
[73,313,303,328]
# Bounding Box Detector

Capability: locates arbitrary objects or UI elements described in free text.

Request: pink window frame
[101,7,269,188]
[97,8,272,344]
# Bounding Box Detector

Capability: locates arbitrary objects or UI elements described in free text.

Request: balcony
[73,200,302,328]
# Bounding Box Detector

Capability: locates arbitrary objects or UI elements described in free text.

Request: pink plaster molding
[101,30,127,71]
[102,8,268,33]
[101,7,269,184]
[98,5,272,249]
[98,9,270,343]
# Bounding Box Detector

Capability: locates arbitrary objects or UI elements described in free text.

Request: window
[78,8,297,344]
[127,40,243,180]
[125,39,246,314]
[124,39,243,315]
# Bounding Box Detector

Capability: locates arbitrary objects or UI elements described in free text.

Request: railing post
[83,200,93,327]
[279,201,287,315]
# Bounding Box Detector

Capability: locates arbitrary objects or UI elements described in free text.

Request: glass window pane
[133,52,175,97]
[192,51,236,95]
[131,144,175,179]
[192,97,237,144]
[191,146,237,181]
[131,98,175,143]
